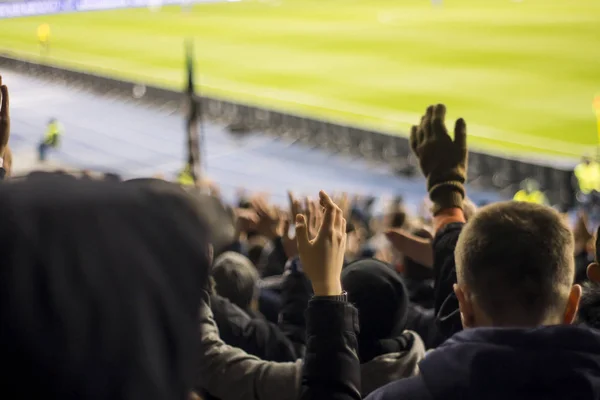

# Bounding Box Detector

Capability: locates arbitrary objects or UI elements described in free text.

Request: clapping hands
[295,191,347,296]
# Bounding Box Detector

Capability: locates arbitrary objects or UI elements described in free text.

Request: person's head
[342,259,409,361]
[48,118,56,125]
[454,201,580,328]
[583,156,592,165]
[212,251,259,311]
[521,178,539,194]
[0,176,211,399]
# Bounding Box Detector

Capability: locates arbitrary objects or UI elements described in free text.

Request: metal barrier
[0,54,576,209]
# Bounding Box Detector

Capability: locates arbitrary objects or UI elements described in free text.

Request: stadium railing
[0,54,576,210]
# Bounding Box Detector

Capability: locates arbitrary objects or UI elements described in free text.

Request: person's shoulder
[366,375,432,400]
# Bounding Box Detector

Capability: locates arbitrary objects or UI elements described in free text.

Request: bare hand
[282,191,303,259]
[0,75,9,158]
[574,210,593,254]
[281,218,298,259]
[305,197,324,239]
[235,207,259,234]
[296,191,347,296]
[251,195,281,239]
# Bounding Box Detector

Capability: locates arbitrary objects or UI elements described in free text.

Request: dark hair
[578,282,600,329]
[455,201,574,326]
[389,210,407,229]
[212,252,259,310]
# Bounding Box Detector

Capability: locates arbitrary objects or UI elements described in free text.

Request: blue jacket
[367,325,600,400]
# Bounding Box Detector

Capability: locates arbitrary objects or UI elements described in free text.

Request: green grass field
[1,0,599,158]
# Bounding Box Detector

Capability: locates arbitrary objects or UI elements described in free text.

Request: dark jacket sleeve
[405,304,443,350]
[278,269,313,357]
[210,294,298,362]
[365,375,432,400]
[300,297,361,400]
[432,222,464,340]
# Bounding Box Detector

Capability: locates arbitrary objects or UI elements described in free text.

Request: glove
[410,104,468,215]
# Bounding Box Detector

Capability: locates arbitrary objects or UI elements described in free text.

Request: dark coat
[367,325,600,400]
[210,294,298,362]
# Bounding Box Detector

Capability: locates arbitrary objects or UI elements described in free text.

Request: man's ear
[564,284,582,325]
[587,263,600,283]
[454,283,475,329]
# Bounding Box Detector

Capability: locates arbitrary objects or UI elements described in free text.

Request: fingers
[304,197,313,230]
[318,190,336,233]
[0,77,9,152]
[431,103,447,138]
[409,125,419,155]
[288,191,299,215]
[433,103,446,122]
[422,105,434,140]
[295,214,309,252]
[251,196,267,217]
[282,219,291,238]
[0,80,8,118]
[454,117,467,149]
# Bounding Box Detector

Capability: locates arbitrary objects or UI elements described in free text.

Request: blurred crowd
[3,72,600,400]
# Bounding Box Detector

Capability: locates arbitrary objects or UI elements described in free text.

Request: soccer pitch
[1,0,599,158]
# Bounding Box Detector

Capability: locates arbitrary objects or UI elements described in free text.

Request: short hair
[212,252,259,311]
[455,201,574,326]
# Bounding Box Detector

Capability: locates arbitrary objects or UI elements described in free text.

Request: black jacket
[300,297,361,400]
[278,269,313,357]
[431,222,464,340]
[405,303,443,349]
[367,325,600,400]
[210,294,298,362]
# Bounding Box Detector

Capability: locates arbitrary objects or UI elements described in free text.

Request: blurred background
[1,0,599,215]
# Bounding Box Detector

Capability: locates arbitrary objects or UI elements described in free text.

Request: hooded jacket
[198,282,424,399]
[0,175,212,400]
[367,325,600,400]
[342,259,425,396]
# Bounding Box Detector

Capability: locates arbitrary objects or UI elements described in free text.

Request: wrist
[429,182,465,215]
[311,280,343,297]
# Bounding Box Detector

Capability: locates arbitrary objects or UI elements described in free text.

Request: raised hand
[410,104,468,214]
[281,191,302,259]
[305,197,324,239]
[296,191,347,296]
[574,210,593,254]
[234,207,260,234]
[0,75,9,160]
[251,195,282,239]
